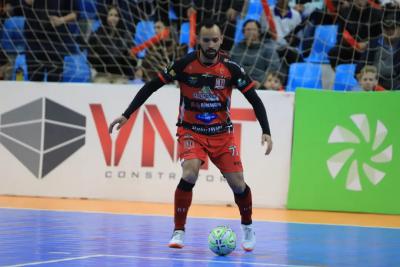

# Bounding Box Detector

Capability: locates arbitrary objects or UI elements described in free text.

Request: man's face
[360,72,378,91]
[243,22,260,43]
[383,24,400,41]
[198,25,223,60]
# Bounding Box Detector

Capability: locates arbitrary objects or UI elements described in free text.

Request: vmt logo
[0,98,86,178]
[326,114,392,191]
[90,104,257,169]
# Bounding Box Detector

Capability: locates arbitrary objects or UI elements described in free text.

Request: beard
[200,47,219,60]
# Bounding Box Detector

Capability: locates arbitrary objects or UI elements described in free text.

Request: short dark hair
[198,19,221,34]
[242,19,261,34]
[266,71,284,84]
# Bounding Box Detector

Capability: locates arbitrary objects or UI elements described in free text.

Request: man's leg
[224,172,256,252]
[169,159,202,248]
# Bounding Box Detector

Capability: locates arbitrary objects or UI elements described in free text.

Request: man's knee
[182,159,201,184]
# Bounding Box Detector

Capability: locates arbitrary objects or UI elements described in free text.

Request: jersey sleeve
[158,60,181,84]
[228,60,256,93]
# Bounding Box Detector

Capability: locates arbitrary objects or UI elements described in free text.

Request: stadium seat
[63,53,91,82]
[1,16,25,54]
[245,0,263,20]
[333,64,358,91]
[234,18,246,44]
[12,54,28,81]
[305,25,337,64]
[179,22,190,46]
[286,63,323,91]
[134,20,156,58]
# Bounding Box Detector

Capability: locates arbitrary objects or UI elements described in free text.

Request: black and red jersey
[158,51,255,135]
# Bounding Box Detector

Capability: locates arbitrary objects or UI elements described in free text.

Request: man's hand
[108,116,128,133]
[49,16,65,27]
[262,134,273,155]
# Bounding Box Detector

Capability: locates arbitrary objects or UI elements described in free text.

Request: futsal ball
[208,226,236,256]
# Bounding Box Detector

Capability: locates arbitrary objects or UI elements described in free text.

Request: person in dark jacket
[357,5,400,90]
[87,5,136,83]
[328,0,383,69]
[22,0,78,81]
[230,19,280,88]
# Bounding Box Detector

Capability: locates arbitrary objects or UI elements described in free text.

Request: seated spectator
[141,20,187,81]
[259,71,284,91]
[230,19,280,88]
[87,5,137,83]
[299,0,351,57]
[260,0,303,78]
[359,5,400,90]
[351,65,385,91]
[20,0,79,82]
[328,0,383,69]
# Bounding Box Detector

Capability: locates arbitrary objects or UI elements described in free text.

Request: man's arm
[243,89,273,155]
[108,77,165,133]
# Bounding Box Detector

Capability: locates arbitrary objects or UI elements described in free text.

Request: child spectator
[352,65,385,91]
[260,71,285,91]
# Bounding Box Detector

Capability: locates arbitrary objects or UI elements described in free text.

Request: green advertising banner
[287,89,400,214]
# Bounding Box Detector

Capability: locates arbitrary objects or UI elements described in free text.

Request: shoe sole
[241,245,254,252]
[168,243,184,249]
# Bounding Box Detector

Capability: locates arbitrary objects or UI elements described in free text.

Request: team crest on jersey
[184,139,194,149]
[215,78,225,89]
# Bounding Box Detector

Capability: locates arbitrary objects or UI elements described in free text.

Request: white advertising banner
[0,81,294,208]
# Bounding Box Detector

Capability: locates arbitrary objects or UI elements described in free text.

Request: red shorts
[177,127,243,173]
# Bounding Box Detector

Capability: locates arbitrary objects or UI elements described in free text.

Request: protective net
[0,0,399,90]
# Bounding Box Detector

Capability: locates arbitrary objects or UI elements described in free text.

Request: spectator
[360,6,400,90]
[351,65,385,91]
[259,71,284,91]
[298,0,351,57]
[188,0,244,51]
[230,19,280,88]
[260,0,303,78]
[87,5,137,84]
[21,0,79,82]
[328,0,383,69]
[141,20,187,81]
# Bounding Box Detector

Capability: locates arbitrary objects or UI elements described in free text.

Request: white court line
[101,254,317,267]
[0,254,316,267]
[1,207,399,229]
[1,255,103,267]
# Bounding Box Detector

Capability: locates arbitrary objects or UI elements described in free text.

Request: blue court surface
[0,208,399,267]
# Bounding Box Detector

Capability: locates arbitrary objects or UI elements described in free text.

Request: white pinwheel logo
[327,114,392,191]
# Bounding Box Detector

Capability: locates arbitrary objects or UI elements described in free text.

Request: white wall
[0,81,294,208]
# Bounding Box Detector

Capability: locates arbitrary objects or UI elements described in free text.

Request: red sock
[174,179,194,230]
[234,185,252,225]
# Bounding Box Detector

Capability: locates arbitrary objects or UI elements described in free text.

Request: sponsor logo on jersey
[193,86,219,101]
[195,113,217,124]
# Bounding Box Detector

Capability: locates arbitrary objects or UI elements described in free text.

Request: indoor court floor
[0,196,399,267]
